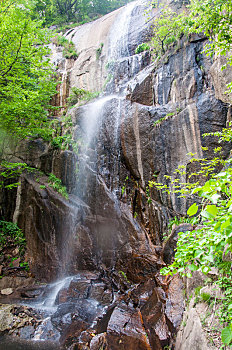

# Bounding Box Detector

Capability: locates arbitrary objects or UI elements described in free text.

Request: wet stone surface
[0,270,184,349]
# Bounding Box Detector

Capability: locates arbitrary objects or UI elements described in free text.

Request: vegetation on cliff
[150,0,232,345]
[0,220,29,278]
[151,0,232,92]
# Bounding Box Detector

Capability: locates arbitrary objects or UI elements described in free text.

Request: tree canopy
[0,0,57,140]
[32,0,134,26]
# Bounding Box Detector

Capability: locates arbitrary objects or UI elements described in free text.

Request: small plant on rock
[96,43,104,60]
[48,173,69,199]
[67,87,100,106]
[55,35,79,59]
[135,43,150,54]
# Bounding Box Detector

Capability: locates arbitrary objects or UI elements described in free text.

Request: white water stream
[108,1,138,59]
[31,0,144,311]
[22,0,153,343]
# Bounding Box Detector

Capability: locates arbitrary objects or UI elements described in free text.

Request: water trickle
[59,60,68,108]
[108,1,138,59]
[75,95,119,199]
[35,276,73,311]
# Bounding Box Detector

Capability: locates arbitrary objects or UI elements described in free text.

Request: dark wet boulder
[140,288,170,348]
[106,304,151,350]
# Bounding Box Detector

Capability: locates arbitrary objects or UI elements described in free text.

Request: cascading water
[108,1,137,59]
[105,0,153,94]
[7,0,157,347]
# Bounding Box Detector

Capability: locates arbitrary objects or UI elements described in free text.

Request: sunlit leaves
[0,0,57,141]
[221,324,232,345]
[187,203,198,216]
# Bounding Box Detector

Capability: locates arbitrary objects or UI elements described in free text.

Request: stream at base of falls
[0,337,62,350]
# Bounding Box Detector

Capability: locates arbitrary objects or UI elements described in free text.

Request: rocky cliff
[0,0,231,348]
[7,0,230,279]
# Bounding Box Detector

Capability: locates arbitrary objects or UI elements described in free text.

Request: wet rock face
[106,305,151,350]
[16,176,84,279]
[122,39,230,213]
[1,1,231,348]
[8,2,231,280]
[64,1,154,93]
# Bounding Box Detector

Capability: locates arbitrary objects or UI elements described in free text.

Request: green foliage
[50,114,81,154]
[200,292,211,304]
[135,43,150,54]
[0,0,57,141]
[187,203,198,216]
[184,0,232,66]
[150,1,232,344]
[20,262,29,271]
[161,164,232,275]
[121,176,129,196]
[67,87,100,106]
[0,162,36,190]
[56,35,69,46]
[153,116,166,126]
[161,215,195,242]
[51,134,73,149]
[150,7,184,56]
[151,0,232,92]
[32,0,134,27]
[221,324,232,346]
[48,173,69,199]
[160,163,232,345]
[119,270,130,283]
[166,112,175,117]
[96,43,104,60]
[55,35,78,59]
[153,111,178,127]
[150,150,226,200]
[0,221,26,250]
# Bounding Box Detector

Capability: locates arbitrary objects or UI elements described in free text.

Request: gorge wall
[1,0,231,281]
[0,0,232,348]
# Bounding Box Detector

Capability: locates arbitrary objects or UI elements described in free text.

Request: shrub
[55,35,79,59]
[0,221,26,251]
[67,87,100,106]
[48,173,69,199]
[135,43,150,54]
[96,43,104,60]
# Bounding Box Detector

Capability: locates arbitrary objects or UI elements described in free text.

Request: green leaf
[201,205,218,219]
[214,221,222,231]
[188,264,198,271]
[201,210,212,219]
[187,203,198,216]
[221,325,232,345]
[221,219,232,230]
[192,187,202,194]
[205,205,218,217]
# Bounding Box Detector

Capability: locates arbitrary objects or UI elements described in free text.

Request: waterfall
[108,1,138,59]
[17,0,156,344]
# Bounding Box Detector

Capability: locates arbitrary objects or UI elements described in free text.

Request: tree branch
[0,22,27,78]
